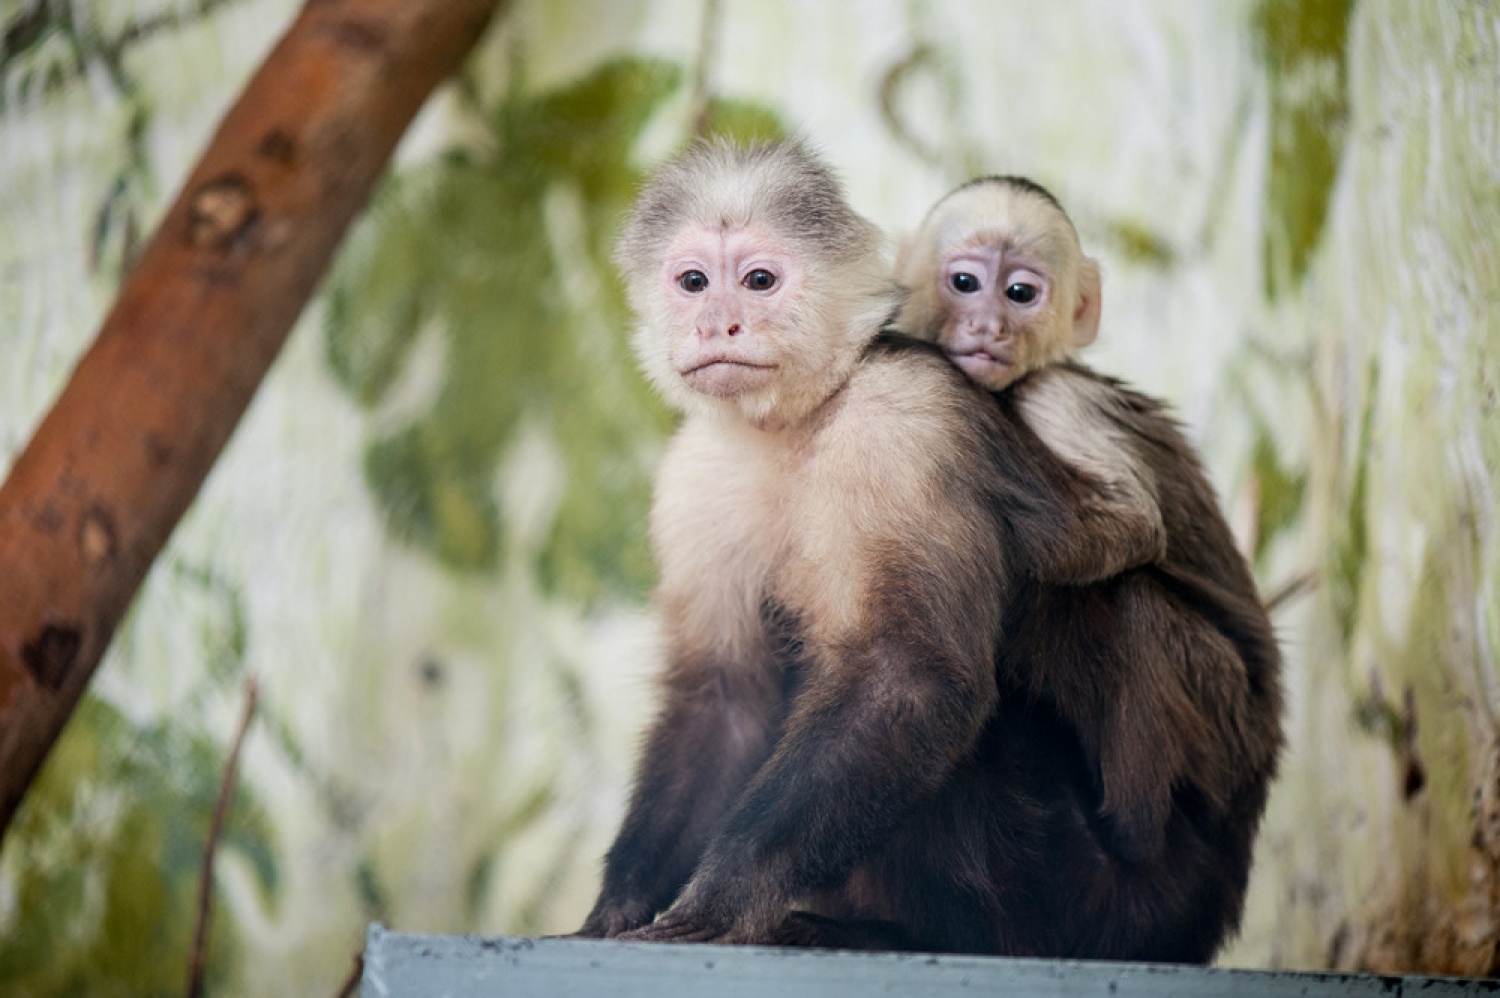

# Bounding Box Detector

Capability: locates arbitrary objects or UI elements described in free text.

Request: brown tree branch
[0,0,504,844]
[187,676,260,998]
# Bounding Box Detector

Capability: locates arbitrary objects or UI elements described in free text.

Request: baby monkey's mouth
[948,347,1012,368]
[946,347,1017,391]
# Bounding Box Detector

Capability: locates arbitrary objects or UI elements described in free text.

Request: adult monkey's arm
[0,0,504,842]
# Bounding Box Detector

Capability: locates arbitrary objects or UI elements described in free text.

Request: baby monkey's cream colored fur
[896,178,1166,582]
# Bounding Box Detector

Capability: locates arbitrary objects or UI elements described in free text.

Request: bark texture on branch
[0,0,503,842]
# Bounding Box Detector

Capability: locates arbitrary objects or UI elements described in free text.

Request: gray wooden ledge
[360,924,1496,997]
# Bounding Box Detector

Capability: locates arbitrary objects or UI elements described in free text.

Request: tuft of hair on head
[614,138,890,297]
[954,174,1065,215]
[928,174,1081,247]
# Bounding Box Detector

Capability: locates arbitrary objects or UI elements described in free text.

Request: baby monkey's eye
[743,269,777,291]
[949,272,981,294]
[1005,282,1039,304]
[679,270,709,293]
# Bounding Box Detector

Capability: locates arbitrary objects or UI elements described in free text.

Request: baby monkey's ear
[892,229,918,286]
[1072,256,1102,349]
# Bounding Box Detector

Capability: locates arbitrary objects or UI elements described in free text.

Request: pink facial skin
[660,225,805,398]
[938,243,1050,390]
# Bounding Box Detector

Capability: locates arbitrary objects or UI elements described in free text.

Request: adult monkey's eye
[679,270,709,293]
[743,269,777,291]
[1005,282,1039,304]
[949,272,980,294]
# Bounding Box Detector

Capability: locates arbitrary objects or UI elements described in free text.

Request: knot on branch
[187,173,260,253]
[78,505,118,565]
[21,624,82,692]
[257,128,298,166]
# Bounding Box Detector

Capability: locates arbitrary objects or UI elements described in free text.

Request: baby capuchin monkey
[577,142,1280,962]
[895,176,1283,872]
[894,177,1161,580]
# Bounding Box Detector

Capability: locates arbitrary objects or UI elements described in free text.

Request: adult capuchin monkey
[576,141,1280,962]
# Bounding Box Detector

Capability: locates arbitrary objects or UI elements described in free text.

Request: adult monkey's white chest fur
[650,360,981,667]
[650,414,791,664]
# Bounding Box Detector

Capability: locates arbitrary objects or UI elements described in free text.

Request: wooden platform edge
[360,924,1498,997]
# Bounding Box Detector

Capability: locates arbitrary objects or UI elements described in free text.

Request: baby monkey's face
[936,238,1057,390]
[898,179,1101,392]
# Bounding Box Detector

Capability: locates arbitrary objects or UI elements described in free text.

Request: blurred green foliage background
[1,0,1496,992]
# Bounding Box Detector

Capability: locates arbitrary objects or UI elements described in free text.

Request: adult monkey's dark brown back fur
[576,140,1282,962]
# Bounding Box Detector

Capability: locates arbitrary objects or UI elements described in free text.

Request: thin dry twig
[1265,569,1318,613]
[877,44,943,166]
[687,0,721,136]
[333,950,365,998]
[186,676,260,998]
